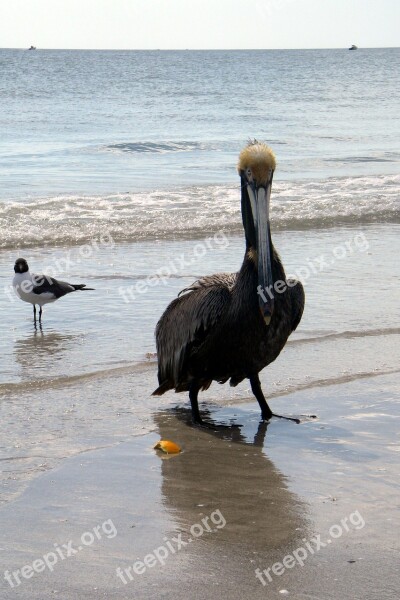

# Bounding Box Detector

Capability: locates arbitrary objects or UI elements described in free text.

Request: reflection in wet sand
[13,328,79,377]
[154,408,310,558]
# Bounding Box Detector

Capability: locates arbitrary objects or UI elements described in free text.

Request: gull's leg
[39,306,43,323]
[33,305,37,321]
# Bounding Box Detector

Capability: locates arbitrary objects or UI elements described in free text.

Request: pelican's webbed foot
[252,375,302,424]
[262,411,318,424]
[270,413,300,424]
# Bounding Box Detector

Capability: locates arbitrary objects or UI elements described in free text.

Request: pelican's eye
[246,168,253,182]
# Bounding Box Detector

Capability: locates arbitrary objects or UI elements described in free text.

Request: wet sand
[1,371,399,600]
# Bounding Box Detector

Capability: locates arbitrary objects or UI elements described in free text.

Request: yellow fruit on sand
[154,440,182,454]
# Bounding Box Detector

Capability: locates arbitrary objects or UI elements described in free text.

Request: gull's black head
[14,258,29,274]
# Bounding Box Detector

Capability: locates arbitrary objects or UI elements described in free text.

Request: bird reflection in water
[14,326,78,377]
[153,407,310,562]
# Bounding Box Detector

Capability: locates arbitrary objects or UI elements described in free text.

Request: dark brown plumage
[153,142,305,426]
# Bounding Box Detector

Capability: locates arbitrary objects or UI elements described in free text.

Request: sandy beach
[1,366,399,599]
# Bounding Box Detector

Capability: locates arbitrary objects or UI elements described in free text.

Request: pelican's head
[14,258,29,274]
[238,141,276,324]
[238,141,276,185]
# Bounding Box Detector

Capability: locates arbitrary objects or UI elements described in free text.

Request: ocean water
[0,48,399,503]
[1,48,399,245]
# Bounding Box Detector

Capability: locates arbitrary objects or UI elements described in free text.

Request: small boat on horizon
[28,45,36,50]
[349,44,358,50]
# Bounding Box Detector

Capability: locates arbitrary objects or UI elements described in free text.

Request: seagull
[13,258,94,322]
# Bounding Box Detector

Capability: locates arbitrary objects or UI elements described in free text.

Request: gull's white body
[13,271,58,306]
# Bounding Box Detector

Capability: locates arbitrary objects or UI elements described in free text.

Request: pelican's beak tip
[259,306,273,325]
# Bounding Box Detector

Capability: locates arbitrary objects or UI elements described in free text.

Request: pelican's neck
[244,241,285,281]
[233,243,286,309]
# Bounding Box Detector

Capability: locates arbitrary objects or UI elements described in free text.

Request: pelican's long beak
[238,141,277,325]
[246,174,274,324]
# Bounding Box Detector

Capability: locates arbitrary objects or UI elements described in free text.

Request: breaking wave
[1,174,399,250]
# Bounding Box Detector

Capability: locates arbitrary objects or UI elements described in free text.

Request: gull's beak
[246,173,274,324]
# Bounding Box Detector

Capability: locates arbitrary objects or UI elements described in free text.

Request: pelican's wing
[154,273,236,393]
[178,272,237,296]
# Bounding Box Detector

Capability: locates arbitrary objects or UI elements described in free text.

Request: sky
[0,0,399,50]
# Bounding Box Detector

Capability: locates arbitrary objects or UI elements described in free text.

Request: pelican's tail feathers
[152,381,173,396]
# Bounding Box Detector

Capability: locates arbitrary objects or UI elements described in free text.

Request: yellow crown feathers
[238,141,276,185]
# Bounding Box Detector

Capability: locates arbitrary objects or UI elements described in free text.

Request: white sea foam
[1,174,398,250]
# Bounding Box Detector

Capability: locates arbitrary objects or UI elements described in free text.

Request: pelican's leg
[189,382,240,429]
[250,374,300,424]
[250,375,273,420]
[189,382,203,425]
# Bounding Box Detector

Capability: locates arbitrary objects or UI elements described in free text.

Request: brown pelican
[153,142,305,426]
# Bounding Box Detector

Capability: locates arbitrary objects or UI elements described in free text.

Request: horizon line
[1,45,399,51]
